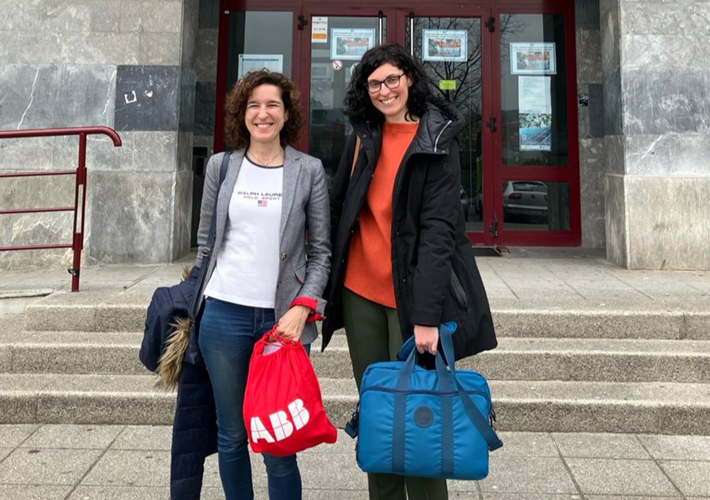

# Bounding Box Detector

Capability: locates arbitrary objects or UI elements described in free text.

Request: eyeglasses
[366,74,405,93]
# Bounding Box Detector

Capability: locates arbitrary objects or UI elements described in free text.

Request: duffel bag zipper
[450,270,469,312]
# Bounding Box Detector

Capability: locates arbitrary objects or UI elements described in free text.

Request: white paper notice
[312,17,328,43]
[238,54,284,79]
[519,76,552,114]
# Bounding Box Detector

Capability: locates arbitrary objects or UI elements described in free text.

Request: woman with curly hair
[188,69,330,500]
[322,42,497,500]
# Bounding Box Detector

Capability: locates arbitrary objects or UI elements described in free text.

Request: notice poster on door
[331,28,376,60]
[312,17,328,43]
[422,30,468,62]
[518,76,552,152]
[238,54,284,79]
[510,43,557,75]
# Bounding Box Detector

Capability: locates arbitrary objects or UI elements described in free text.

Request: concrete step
[3,332,710,384]
[1,373,708,435]
[25,293,710,340]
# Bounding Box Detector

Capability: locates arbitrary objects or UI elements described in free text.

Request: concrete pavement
[1,425,709,499]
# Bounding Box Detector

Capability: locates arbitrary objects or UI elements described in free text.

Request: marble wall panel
[0,137,55,171]
[172,170,194,260]
[181,0,200,70]
[625,133,710,176]
[114,65,181,132]
[588,84,605,138]
[0,64,116,130]
[623,35,710,70]
[194,82,216,137]
[0,0,42,32]
[603,69,623,136]
[61,32,140,66]
[580,138,607,248]
[88,171,175,263]
[626,176,710,270]
[39,0,122,33]
[604,174,627,267]
[139,32,182,66]
[576,0,601,30]
[179,70,197,133]
[52,132,178,173]
[195,29,218,83]
[177,132,194,173]
[621,2,710,36]
[576,29,603,83]
[198,0,219,29]
[622,69,710,135]
[600,0,621,77]
[604,135,625,176]
[120,1,183,33]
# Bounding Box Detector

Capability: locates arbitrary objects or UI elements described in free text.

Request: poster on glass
[518,76,552,152]
[422,30,468,62]
[331,29,376,60]
[238,54,284,79]
[510,43,556,75]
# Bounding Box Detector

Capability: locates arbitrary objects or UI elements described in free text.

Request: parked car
[473,181,549,222]
[502,181,548,221]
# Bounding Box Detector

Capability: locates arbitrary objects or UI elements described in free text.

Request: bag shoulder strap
[350,136,361,178]
[190,150,231,317]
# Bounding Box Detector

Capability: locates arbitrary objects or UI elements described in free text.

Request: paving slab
[552,433,650,459]
[82,450,171,487]
[478,457,578,494]
[0,423,38,448]
[639,435,710,461]
[0,449,11,462]
[69,486,170,500]
[488,432,559,458]
[565,458,681,496]
[0,484,73,500]
[20,424,124,449]
[481,495,581,500]
[0,447,103,485]
[111,425,173,451]
[659,460,710,497]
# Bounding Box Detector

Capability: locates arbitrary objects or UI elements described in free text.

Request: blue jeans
[198,298,305,500]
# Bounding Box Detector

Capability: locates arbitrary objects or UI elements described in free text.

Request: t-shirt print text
[236,191,282,207]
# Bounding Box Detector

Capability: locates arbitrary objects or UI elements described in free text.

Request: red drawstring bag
[243,328,338,456]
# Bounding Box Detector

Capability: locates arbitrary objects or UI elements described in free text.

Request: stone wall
[601,0,710,269]
[576,0,606,248]
[0,0,198,268]
[194,0,219,154]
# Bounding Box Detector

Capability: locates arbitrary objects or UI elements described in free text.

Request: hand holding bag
[243,328,338,456]
[354,322,503,480]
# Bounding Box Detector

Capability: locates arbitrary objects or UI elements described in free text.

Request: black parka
[322,100,497,360]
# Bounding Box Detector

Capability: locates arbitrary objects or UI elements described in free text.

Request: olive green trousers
[342,287,449,500]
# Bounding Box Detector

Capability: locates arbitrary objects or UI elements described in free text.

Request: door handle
[486,117,497,132]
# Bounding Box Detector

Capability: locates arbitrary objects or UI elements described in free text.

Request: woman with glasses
[322,42,497,500]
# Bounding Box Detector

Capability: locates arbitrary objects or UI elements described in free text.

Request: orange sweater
[344,121,419,307]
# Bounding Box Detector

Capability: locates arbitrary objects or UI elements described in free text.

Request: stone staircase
[1,292,710,434]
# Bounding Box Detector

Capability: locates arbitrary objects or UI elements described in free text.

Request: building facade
[0,0,707,270]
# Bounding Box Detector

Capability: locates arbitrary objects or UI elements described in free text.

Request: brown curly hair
[225,70,305,149]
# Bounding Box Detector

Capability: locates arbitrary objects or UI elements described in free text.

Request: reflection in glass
[500,14,568,167]
[309,17,385,179]
[408,17,483,232]
[501,181,569,230]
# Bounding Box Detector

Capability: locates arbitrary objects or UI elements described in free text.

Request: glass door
[300,9,389,178]
[399,9,495,245]
[493,10,581,245]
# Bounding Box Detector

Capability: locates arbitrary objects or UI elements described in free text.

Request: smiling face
[244,84,288,145]
[366,62,413,123]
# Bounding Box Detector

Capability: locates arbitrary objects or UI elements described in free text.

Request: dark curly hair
[225,70,305,149]
[345,42,432,124]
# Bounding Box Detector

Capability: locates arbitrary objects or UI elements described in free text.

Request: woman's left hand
[275,305,311,341]
[413,324,439,355]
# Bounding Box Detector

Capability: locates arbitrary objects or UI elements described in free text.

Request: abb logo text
[250,399,310,443]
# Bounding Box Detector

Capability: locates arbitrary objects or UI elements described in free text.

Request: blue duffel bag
[350,322,503,480]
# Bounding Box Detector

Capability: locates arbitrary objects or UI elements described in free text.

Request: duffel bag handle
[395,344,454,393]
[439,324,503,451]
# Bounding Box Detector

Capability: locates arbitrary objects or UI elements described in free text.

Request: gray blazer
[194,146,331,345]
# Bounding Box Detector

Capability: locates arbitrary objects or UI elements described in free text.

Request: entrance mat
[472,247,503,257]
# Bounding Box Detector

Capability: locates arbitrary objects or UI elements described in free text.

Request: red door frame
[215,0,580,247]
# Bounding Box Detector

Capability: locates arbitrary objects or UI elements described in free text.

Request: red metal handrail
[0,126,122,291]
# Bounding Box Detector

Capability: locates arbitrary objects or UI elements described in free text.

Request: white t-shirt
[204,156,283,308]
